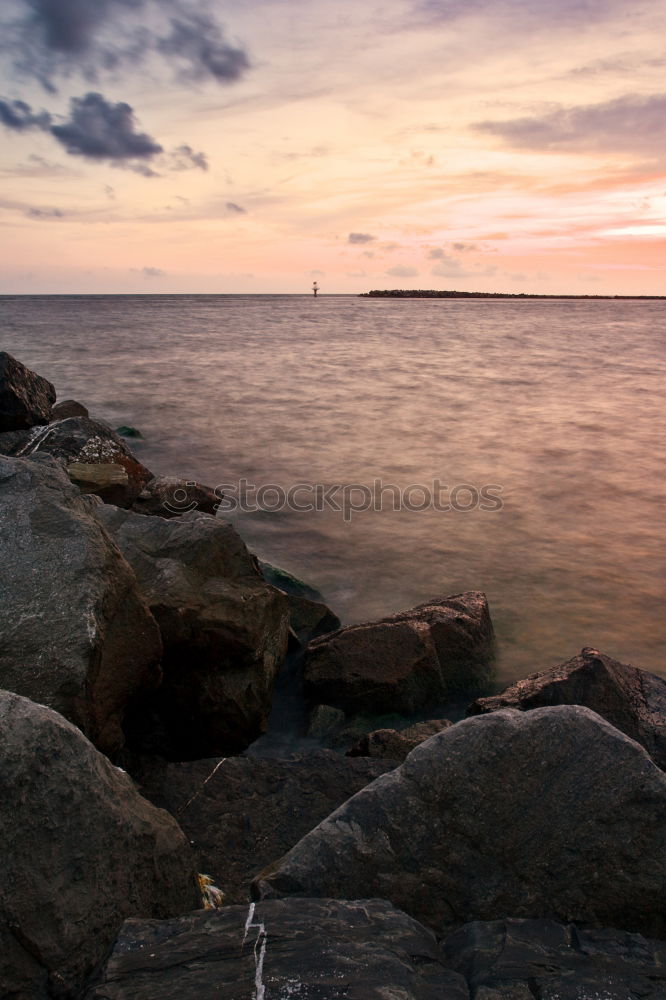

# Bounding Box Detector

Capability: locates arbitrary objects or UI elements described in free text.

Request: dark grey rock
[0,351,55,431]
[254,706,666,939]
[304,591,495,715]
[0,415,153,506]
[129,750,396,904]
[96,505,290,759]
[84,898,468,1000]
[0,691,200,1000]
[0,454,162,755]
[443,917,666,1000]
[469,646,666,770]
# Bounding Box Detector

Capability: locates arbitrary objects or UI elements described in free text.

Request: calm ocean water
[2,293,665,686]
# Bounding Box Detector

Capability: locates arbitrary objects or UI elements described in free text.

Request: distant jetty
[360,289,666,299]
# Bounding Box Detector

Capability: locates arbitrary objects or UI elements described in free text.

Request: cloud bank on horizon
[1,0,666,293]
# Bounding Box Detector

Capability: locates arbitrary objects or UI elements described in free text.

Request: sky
[1,0,666,294]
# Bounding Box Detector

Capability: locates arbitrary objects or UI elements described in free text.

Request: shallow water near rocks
[2,293,665,687]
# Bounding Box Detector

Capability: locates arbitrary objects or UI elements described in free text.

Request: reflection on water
[2,293,665,685]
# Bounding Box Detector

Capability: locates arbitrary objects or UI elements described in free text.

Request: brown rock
[0,351,55,431]
[51,398,89,420]
[347,718,453,760]
[304,591,495,715]
[468,647,666,770]
[96,505,290,759]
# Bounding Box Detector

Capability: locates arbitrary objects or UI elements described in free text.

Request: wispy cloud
[474,93,666,157]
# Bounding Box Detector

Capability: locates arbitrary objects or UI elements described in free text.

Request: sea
[2,293,665,688]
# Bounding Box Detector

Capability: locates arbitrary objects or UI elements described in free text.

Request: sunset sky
[2,0,666,294]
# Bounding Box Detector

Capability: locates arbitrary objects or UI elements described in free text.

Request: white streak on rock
[242,901,268,1000]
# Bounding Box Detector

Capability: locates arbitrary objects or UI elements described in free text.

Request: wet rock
[0,350,55,431]
[0,454,162,755]
[304,591,495,715]
[131,475,220,518]
[468,646,666,770]
[0,415,153,506]
[286,593,341,643]
[51,398,89,420]
[85,898,468,1000]
[259,560,326,601]
[116,424,143,438]
[443,918,666,1000]
[0,691,200,1000]
[347,718,453,760]
[254,706,666,939]
[96,506,290,759]
[129,750,395,904]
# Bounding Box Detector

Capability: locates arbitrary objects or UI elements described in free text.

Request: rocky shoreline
[1,349,665,999]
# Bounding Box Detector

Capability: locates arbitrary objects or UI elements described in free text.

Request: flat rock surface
[0,454,162,754]
[469,645,666,770]
[254,706,666,938]
[0,691,199,1000]
[97,506,290,758]
[85,898,468,1000]
[443,917,666,1000]
[130,750,395,904]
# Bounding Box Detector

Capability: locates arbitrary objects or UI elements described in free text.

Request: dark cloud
[0,91,209,176]
[141,266,165,278]
[1,0,250,90]
[157,12,250,84]
[168,144,208,171]
[348,232,376,244]
[474,94,666,156]
[50,92,162,162]
[25,205,64,218]
[0,97,52,130]
[427,247,445,259]
[226,201,246,214]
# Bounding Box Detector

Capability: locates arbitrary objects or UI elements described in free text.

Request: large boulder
[84,898,468,1000]
[0,691,200,1000]
[0,455,162,755]
[0,415,154,506]
[443,918,666,999]
[468,646,666,770]
[254,707,666,938]
[96,505,290,759]
[0,350,55,431]
[304,591,494,714]
[129,750,396,904]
